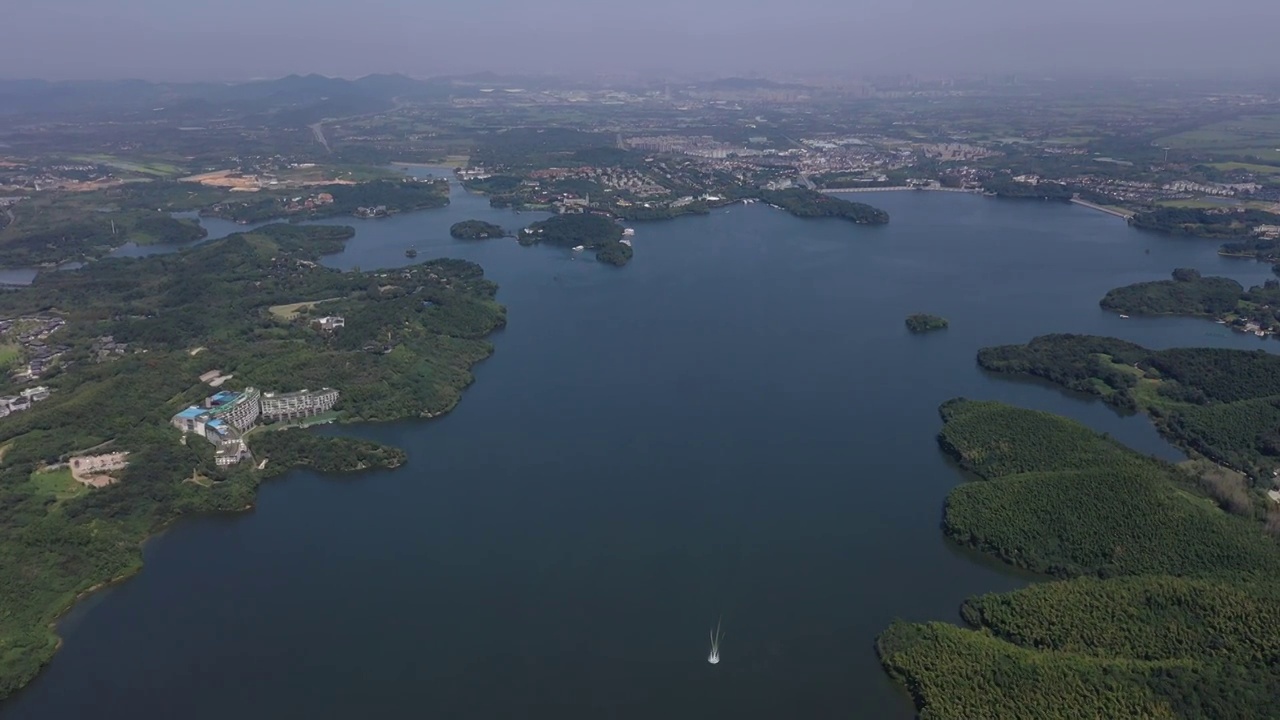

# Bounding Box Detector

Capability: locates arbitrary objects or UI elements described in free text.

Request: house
[315,316,345,332]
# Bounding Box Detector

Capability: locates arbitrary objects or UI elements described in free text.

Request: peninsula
[977,333,1280,480]
[0,223,505,698]
[519,214,632,266]
[1100,268,1280,337]
[879,398,1280,719]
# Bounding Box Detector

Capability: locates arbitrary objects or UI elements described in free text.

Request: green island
[1100,268,1280,335]
[756,188,889,224]
[0,223,504,697]
[449,219,507,240]
[878,398,1280,719]
[905,313,949,333]
[519,213,632,266]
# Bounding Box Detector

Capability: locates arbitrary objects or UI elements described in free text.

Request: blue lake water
[1,181,1275,719]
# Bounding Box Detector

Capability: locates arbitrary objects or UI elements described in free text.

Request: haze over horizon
[6,0,1280,82]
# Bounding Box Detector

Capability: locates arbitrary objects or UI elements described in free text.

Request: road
[308,123,331,153]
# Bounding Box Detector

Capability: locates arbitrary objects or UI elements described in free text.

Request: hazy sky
[6,0,1280,81]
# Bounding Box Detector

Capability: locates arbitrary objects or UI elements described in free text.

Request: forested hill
[878,399,1280,719]
[0,223,506,699]
[755,188,889,224]
[977,333,1280,480]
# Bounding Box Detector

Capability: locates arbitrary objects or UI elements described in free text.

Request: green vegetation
[248,431,406,478]
[594,241,633,267]
[0,344,21,369]
[905,313,948,333]
[1100,268,1242,316]
[978,334,1280,479]
[879,399,1280,719]
[1208,161,1280,175]
[1100,268,1280,334]
[26,467,87,505]
[1130,207,1280,238]
[0,223,505,698]
[982,176,1075,201]
[1220,237,1280,263]
[449,220,507,240]
[520,214,632,266]
[755,188,889,224]
[520,213,623,247]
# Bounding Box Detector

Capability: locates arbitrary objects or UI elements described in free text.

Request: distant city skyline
[5,0,1280,81]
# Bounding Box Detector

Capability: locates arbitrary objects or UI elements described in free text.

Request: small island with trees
[519,214,632,266]
[905,313,949,333]
[449,220,507,240]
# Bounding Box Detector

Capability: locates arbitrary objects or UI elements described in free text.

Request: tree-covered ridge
[961,575,1280,664]
[756,188,889,224]
[879,399,1280,719]
[977,334,1280,479]
[0,223,505,699]
[449,219,507,239]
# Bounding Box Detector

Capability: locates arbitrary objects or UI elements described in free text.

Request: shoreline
[823,186,980,194]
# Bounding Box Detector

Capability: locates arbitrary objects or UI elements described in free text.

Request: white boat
[572,245,585,252]
[1119,314,1130,319]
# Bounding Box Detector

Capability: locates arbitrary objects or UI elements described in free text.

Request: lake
[2,180,1274,719]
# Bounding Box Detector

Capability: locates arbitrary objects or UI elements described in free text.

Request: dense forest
[905,313,948,332]
[1100,268,1243,316]
[520,214,631,266]
[1101,267,1280,338]
[978,333,1280,480]
[248,431,406,478]
[755,188,889,224]
[1130,207,1280,238]
[449,219,506,239]
[0,209,208,266]
[982,176,1075,200]
[879,399,1280,719]
[0,223,504,698]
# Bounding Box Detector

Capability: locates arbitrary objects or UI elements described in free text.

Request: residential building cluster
[170,385,341,466]
[0,386,51,418]
[0,315,68,380]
